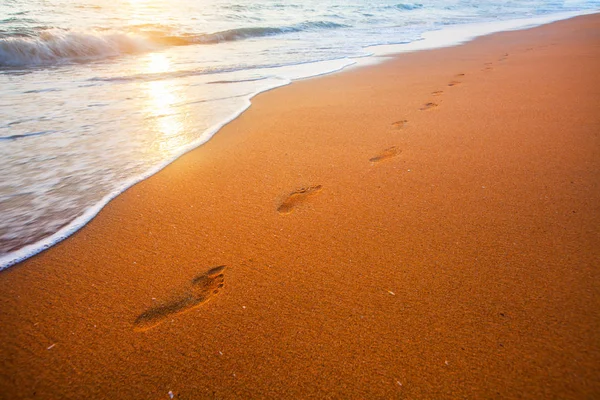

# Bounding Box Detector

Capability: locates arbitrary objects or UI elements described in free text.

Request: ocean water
[1,0,598,269]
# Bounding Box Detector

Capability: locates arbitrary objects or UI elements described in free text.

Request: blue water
[0,0,599,269]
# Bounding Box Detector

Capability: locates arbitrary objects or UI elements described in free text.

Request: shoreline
[1,13,599,399]
[1,9,598,271]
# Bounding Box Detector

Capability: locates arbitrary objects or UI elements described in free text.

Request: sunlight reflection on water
[142,53,188,156]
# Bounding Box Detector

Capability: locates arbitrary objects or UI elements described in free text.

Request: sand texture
[1,15,599,399]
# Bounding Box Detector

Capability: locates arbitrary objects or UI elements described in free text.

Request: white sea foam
[0,78,288,270]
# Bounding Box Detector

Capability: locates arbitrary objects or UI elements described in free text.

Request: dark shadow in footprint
[420,102,438,111]
[134,266,226,332]
[370,146,401,163]
[277,185,322,214]
[432,90,443,96]
[391,120,408,129]
[448,81,461,87]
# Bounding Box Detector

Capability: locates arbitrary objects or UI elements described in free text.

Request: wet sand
[1,14,599,399]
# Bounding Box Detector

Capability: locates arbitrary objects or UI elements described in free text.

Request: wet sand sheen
[0,14,599,399]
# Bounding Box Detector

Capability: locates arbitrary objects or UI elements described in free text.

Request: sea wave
[393,3,424,11]
[0,130,57,141]
[0,21,348,67]
[190,21,348,44]
[0,30,156,67]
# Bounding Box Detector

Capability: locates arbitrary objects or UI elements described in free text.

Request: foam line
[0,78,288,271]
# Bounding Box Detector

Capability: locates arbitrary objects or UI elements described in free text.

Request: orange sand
[1,15,599,399]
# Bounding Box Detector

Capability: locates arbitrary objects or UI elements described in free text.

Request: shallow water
[1,0,599,269]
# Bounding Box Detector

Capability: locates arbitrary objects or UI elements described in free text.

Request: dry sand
[1,14,599,399]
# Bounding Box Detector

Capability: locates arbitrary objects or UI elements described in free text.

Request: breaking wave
[190,21,348,44]
[0,30,156,67]
[0,21,348,67]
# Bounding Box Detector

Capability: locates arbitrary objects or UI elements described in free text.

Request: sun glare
[146,52,171,74]
[140,53,188,155]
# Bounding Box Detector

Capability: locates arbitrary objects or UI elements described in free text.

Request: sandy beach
[1,14,599,399]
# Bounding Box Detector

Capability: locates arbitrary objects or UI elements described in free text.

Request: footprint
[370,146,401,163]
[391,120,408,129]
[455,73,465,77]
[431,90,444,96]
[277,185,322,214]
[420,102,438,111]
[134,266,226,332]
[191,266,226,297]
[448,81,461,87]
